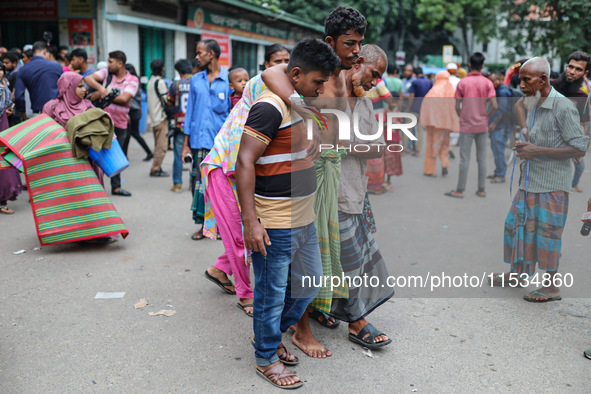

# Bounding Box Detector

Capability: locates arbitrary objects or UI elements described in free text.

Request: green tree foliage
[499,0,591,63]
[242,0,454,63]
[416,0,500,61]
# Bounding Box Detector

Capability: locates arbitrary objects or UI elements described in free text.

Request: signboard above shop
[0,0,58,20]
[187,6,295,45]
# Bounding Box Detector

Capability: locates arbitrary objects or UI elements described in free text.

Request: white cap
[446,62,458,70]
[97,61,107,70]
[23,44,33,51]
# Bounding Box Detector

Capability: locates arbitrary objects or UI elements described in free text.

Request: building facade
[0,0,323,80]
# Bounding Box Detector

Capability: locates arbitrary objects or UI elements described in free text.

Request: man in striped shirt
[492,57,588,302]
[236,38,339,389]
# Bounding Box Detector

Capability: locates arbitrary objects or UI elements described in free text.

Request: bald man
[490,57,588,302]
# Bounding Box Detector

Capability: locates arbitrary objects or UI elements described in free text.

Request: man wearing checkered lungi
[490,57,588,302]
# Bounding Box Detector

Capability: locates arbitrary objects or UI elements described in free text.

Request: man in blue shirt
[14,41,62,117]
[407,67,433,156]
[488,71,513,183]
[181,39,232,240]
[69,48,94,80]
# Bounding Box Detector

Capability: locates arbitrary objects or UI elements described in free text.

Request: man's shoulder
[219,68,230,81]
[498,85,512,96]
[253,90,284,111]
[40,59,62,73]
[125,72,139,84]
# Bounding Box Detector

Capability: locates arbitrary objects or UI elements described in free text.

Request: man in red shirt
[445,52,497,199]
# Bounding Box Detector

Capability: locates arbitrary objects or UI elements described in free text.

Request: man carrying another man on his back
[236,38,339,389]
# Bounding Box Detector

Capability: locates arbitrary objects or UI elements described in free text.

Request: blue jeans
[252,223,322,367]
[490,126,509,177]
[573,159,585,187]
[172,131,184,186]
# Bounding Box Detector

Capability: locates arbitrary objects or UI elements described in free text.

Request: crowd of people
[1,3,591,388]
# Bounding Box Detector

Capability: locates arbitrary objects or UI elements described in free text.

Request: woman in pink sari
[420,70,459,177]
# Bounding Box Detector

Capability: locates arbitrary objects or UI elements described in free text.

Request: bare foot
[574,185,583,193]
[206,266,235,293]
[238,297,253,315]
[291,311,332,358]
[349,318,389,344]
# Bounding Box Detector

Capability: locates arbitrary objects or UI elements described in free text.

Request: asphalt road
[1,132,590,393]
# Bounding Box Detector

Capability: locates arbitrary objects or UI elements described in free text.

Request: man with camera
[85,50,139,197]
[146,59,170,178]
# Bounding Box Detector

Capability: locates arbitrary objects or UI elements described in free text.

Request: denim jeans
[456,132,487,193]
[172,131,184,186]
[573,159,585,187]
[252,223,322,367]
[111,126,129,191]
[490,126,509,177]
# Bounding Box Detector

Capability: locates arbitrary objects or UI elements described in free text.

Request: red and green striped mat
[0,115,129,245]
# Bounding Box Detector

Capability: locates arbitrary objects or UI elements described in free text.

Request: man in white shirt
[447,62,461,89]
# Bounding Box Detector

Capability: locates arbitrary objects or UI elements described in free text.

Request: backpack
[87,73,113,95]
[153,77,175,121]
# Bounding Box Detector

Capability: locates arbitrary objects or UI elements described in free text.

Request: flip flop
[490,176,505,184]
[523,290,562,303]
[309,309,340,329]
[204,270,236,294]
[277,343,299,366]
[0,206,14,214]
[251,338,300,366]
[584,349,591,360]
[475,190,486,198]
[191,229,205,240]
[255,361,304,389]
[237,302,253,317]
[444,190,464,199]
[348,322,392,350]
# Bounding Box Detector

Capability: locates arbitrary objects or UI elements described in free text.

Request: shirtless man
[262,6,392,358]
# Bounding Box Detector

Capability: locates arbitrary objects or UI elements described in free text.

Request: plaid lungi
[329,211,394,322]
[503,190,568,274]
[309,150,348,313]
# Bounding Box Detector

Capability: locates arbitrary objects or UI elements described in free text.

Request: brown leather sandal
[256,361,303,389]
[277,343,299,366]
